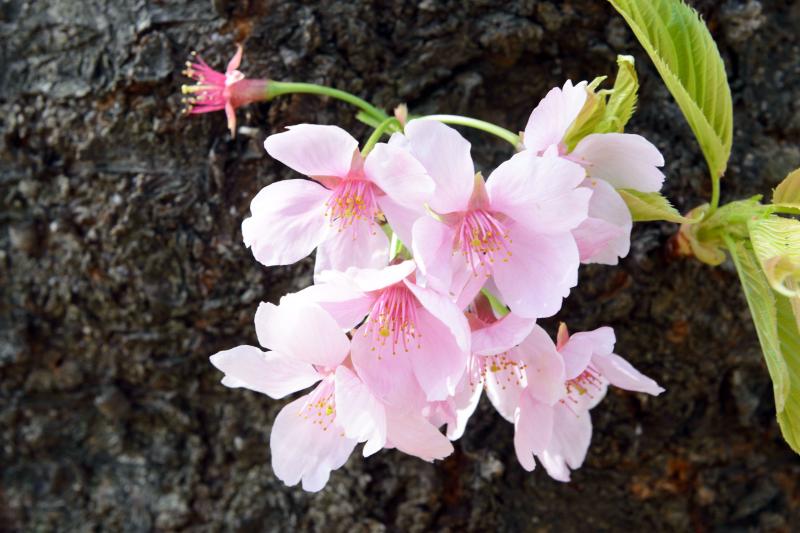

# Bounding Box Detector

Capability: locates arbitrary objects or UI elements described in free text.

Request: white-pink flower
[209,296,451,491]
[399,119,591,318]
[512,323,664,481]
[300,259,472,407]
[523,80,665,264]
[242,124,434,274]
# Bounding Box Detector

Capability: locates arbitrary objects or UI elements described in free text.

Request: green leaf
[773,167,800,208]
[596,55,639,134]
[608,0,733,179]
[776,293,800,453]
[617,189,690,223]
[726,238,790,414]
[749,216,800,298]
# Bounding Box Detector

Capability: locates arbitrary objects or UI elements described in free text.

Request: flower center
[455,209,512,276]
[473,352,527,391]
[561,365,604,412]
[325,178,380,233]
[298,380,337,432]
[365,283,419,355]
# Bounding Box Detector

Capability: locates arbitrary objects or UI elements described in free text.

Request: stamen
[297,380,337,432]
[324,179,381,237]
[455,209,512,277]
[563,364,604,407]
[476,352,527,392]
[364,283,419,355]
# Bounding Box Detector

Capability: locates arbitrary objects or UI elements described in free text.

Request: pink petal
[471,313,537,356]
[242,179,330,267]
[560,327,616,380]
[516,325,566,405]
[254,299,350,368]
[264,124,359,180]
[210,345,321,398]
[350,322,427,409]
[313,220,389,276]
[292,283,374,330]
[411,216,457,296]
[364,143,435,207]
[574,179,632,265]
[407,307,469,401]
[592,352,665,395]
[513,393,555,471]
[270,390,357,492]
[385,410,454,461]
[404,280,471,353]
[539,402,593,482]
[486,151,590,234]
[523,80,588,154]
[570,133,665,192]
[483,349,528,422]
[491,224,580,319]
[225,102,237,136]
[226,44,243,72]
[334,366,387,457]
[403,120,475,214]
[443,369,482,440]
[376,195,425,248]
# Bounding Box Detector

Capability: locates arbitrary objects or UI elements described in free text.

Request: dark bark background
[2,0,800,531]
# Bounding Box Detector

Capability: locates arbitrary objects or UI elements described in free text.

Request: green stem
[481,288,510,317]
[362,117,399,156]
[416,114,520,148]
[266,81,389,122]
[708,174,721,216]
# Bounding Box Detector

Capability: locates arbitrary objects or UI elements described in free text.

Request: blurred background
[2,0,799,530]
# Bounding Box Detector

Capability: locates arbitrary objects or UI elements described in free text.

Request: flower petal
[376,196,425,248]
[364,142,434,208]
[443,369,483,440]
[210,345,321,398]
[385,410,454,461]
[539,402,593,482]
[572,178,632,265]
[592,352,665,395]
[334,366,387,457]
[242,179,330,267]
[411,216,456,296]
[408,307,469,401]
[403,120,475,214]
[292,283,374,330]
[570,133,665,192]
[471,313,537,356]
[492,225,580,319]
[270,389,357,492]
[483,349,528,422]
[264,124,359,179]
[404,280,471,353]
[486,151,590,234]
[560,327,616,380]
[226,44,243,72]
[254,300,350,368]
[313,220,389,276]
[516,325,566,405]
[513,393,555,471]
[523,80,588,154]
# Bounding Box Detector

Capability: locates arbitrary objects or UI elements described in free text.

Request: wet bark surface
[2,0,799,531]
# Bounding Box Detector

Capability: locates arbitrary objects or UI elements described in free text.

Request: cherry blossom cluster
[210,79,666,491]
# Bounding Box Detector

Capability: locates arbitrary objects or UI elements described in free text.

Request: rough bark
[2,0,799,531]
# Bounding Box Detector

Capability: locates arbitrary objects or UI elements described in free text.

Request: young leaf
[773,167,800,208]
[749,216,800,298]
[596,55,639,134]
[608,0,733,179]
[776,293,800,453]
[726,238,790,413]
[617,189,690,223]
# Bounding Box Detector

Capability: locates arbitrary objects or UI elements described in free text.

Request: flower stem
[362,117,399,156]
[708,174,721,216]
[415,114,520,148]
[266,81,389,122]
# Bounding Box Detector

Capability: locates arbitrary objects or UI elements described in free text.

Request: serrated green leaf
[749,216,800,298]
[608,0,733,179]
[596,55,639,134]
[776,293,800,453]
[726,238,790,413]
[617,189,690,223]
[773,168,800,207]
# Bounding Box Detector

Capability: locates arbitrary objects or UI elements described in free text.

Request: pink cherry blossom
[299,260,472,407]
[181,45,269,136]
[210,295,452,491]
[522,80,666,265]
[402,119,591,318]
[243,125,434,273]
[512,323,665,481]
